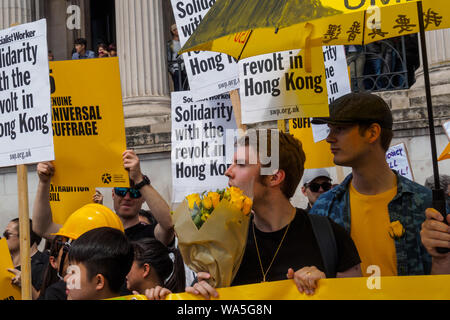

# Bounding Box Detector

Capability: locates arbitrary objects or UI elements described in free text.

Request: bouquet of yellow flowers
[172,187,252,288]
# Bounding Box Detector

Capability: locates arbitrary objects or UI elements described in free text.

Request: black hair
[74,38,87,46]
[38,235,65,298]
[138,209,157,226]
[132,238,186,293]
[10,218,42,247]
[68,227,134,294]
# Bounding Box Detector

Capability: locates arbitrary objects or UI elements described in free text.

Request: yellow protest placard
[0,239,21,301]
[49,184,96,225]
[289,118,334,169]
[168,275,450,300]
[49,58,129,187]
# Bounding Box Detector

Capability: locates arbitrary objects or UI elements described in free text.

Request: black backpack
[308,214,338,278]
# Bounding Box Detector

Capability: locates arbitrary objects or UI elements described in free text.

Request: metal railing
[349,37,411,93]
[168,59,190,92]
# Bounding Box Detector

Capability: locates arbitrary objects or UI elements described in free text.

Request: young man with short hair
[186,129,361,299]
[310,92,433,276]
[72,38,95,59]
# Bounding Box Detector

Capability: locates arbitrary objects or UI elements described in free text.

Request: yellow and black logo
[102,173,112,184]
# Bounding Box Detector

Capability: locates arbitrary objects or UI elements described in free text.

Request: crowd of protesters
[2,91,449,300]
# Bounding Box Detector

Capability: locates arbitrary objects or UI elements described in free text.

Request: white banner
[238,46,330,124]
[386,143,414,181]
[170,0,239,101]
[311,45,352,143]
[0,19,54,167]
[171,91,236,203]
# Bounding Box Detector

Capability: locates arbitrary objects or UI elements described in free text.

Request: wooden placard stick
[9,21,32,301]
[229,89,247,134]
[17,164,32,300]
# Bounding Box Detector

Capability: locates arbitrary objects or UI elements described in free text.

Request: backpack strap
[308,214,338,278]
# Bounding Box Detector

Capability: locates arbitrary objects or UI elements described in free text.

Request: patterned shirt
[310,171,432,276]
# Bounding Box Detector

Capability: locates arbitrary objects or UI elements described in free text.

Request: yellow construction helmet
[52,204,124,240]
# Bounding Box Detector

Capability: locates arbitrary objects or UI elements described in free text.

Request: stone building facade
[0,0,448,229]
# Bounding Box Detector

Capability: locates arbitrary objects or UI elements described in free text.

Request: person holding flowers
[186,129,362,299]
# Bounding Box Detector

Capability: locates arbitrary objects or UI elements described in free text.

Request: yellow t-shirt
[350,182,398,277]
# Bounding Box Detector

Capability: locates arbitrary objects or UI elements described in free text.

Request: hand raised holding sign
[37,161,55,183]
[122,150,143,183]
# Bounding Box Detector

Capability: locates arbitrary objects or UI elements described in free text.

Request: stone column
[115,0,171,154]
[0,0,34,29]
[413,28,450,88]
[409,28,450,132]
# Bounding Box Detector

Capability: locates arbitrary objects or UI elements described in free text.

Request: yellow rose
[228,186,243,199]
[201,213,210,222]
[388,221,405,239]
[231,196,244,212]
[242,197,253,215]
[207,192,221,208]
[186,193,201,210]
[202,196,213,210]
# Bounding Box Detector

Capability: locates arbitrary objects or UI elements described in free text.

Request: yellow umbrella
[180,0,449,251]
[180,0,449,59]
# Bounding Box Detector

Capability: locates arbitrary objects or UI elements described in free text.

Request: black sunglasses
[114,187,142,199]
[306,182,332,193]
[3,231,18,240]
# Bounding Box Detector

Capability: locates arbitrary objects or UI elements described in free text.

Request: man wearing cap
[310,92,433,276]
[301,168,333,212]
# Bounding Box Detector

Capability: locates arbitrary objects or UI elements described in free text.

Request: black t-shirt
[231,208,361,286]
[125,222,156,242]
[16,250,49,291]
[37,280,67,300]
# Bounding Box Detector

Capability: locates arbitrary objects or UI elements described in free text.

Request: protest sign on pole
[238,46,329,124]
[0,239,21,300]
[49,58,129,188]
[171,91,236,203]
[170,0,239,101]
[0,19,54,167]
[385,143,414,181]
[0,19,53,300]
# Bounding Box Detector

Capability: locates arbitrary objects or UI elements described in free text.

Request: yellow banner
[316,0,450,46]
[289,118,335,169]
[50,58,129,188]
[0,239,21,301]
[49,184,96,225]
[168,275,450,300]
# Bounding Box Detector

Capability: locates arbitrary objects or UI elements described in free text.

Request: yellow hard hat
[52,204,124,240]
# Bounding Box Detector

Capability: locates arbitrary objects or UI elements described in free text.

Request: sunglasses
[3,231,18,240]
[306,182,332,193]
[114,187,142,199]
